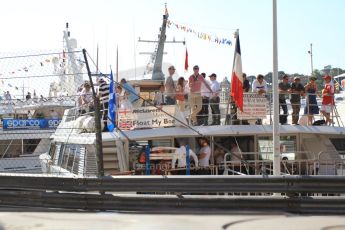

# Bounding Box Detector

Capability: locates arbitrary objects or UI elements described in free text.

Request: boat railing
[121,91,344,127]
[220,150,345,176]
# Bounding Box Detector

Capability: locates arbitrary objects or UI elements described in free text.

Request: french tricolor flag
[231,34,243,112]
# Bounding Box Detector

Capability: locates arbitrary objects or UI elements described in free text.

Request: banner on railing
[237,93,267,119]
[3,119,61,130]
[118,105,185,130]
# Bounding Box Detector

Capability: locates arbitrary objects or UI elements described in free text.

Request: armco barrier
[0,175,344,194]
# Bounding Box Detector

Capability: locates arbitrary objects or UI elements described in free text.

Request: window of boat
[129,140,148,170]
[48,143,56,159]
[212,136,255,161]
[60,145,81,172]
[329,138,345,159]
[258,136,297,160]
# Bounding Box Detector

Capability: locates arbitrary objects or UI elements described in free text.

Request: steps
[102,142,120,176]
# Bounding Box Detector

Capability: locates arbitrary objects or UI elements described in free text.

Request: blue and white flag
[107,70,116,132]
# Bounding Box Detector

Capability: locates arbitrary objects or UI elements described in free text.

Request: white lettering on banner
[118,105,179,130]
[237,93,267,119]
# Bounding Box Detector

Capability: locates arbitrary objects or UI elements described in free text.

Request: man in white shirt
[209,73,221,125]
[153,85,165,106]
[252,74,268,95]
[164,66,176,105]
[198,137,211,167]
[50,109,59,119]
[199,73,212,125]
[252,74,267,124]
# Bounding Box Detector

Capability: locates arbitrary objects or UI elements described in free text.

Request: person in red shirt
[320,75,334,125]
[188,65,213,125]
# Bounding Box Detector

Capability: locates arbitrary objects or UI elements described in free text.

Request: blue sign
[3,119,61,130]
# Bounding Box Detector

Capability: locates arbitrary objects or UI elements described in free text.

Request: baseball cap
[294,76,300,80]
[323,75,331,80]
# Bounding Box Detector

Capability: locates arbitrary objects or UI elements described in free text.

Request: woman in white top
[198,137,211,167]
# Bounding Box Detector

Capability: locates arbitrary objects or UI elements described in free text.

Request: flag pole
[225,29,239,125]
[116,46,119,128]
[116,45,119,83]
[272,0,281,176]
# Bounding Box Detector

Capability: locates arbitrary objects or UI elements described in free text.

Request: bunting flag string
[167,20,232,46]
[0,51,83,77]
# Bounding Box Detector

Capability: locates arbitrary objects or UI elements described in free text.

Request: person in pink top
[188,65,212,125]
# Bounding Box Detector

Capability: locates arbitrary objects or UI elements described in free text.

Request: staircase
[102,141,120,175]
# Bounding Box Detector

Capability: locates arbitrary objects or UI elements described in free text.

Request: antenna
[138,3,185,80]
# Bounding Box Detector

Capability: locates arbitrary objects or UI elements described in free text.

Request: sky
[1,0,345,91]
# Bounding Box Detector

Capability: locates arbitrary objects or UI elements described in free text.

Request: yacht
[39,7,345,178]
[0,24,82,173]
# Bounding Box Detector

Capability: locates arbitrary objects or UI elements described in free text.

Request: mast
[63,23,84,95]
[138,4,185,80]
[151,4,168,81]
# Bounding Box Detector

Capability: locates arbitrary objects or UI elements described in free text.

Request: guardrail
[0,175,345,213]
[1,189,345,214]
[1,174,345,194]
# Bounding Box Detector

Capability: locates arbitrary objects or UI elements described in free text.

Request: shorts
[320,104,333,113]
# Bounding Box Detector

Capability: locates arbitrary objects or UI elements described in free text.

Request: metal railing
[115,91,344,127]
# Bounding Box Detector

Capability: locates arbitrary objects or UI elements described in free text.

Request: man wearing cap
[209,73,221,125]
[199,72,211,126]
[165,66,176,105]
[278,75,291,124]
[320,75,334,125]
[188,65,213,126]
[290,76,305,125]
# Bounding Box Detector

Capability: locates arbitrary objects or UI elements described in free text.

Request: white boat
[0,24,82,173]
[40,8,345,178]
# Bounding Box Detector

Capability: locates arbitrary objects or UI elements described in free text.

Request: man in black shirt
[278,75,291,124]
[242,73,250,92]
[290,76,305,125]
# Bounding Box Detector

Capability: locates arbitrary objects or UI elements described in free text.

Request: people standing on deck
[26,92,31,100]
[153,84,166,106]
[188,65,213,126]
[290,77,305,125]
[120,78,141,107]
[304,77,319,125]
[116,85,124,108]
[278,75,291,125]
[242,73,250,92]
[252,74,268,95]
[165,66,176,105]
[175,77,186,112]
[98,77,110,131]
[80,82,94,114]
[252,74,267,124]
[320,75,335,125]
[27,111,32,119]
[209,73,221,125]
[50,109,59,119]
[4,91,11,101]
[198,137,211,168]
[199,73,211,126]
